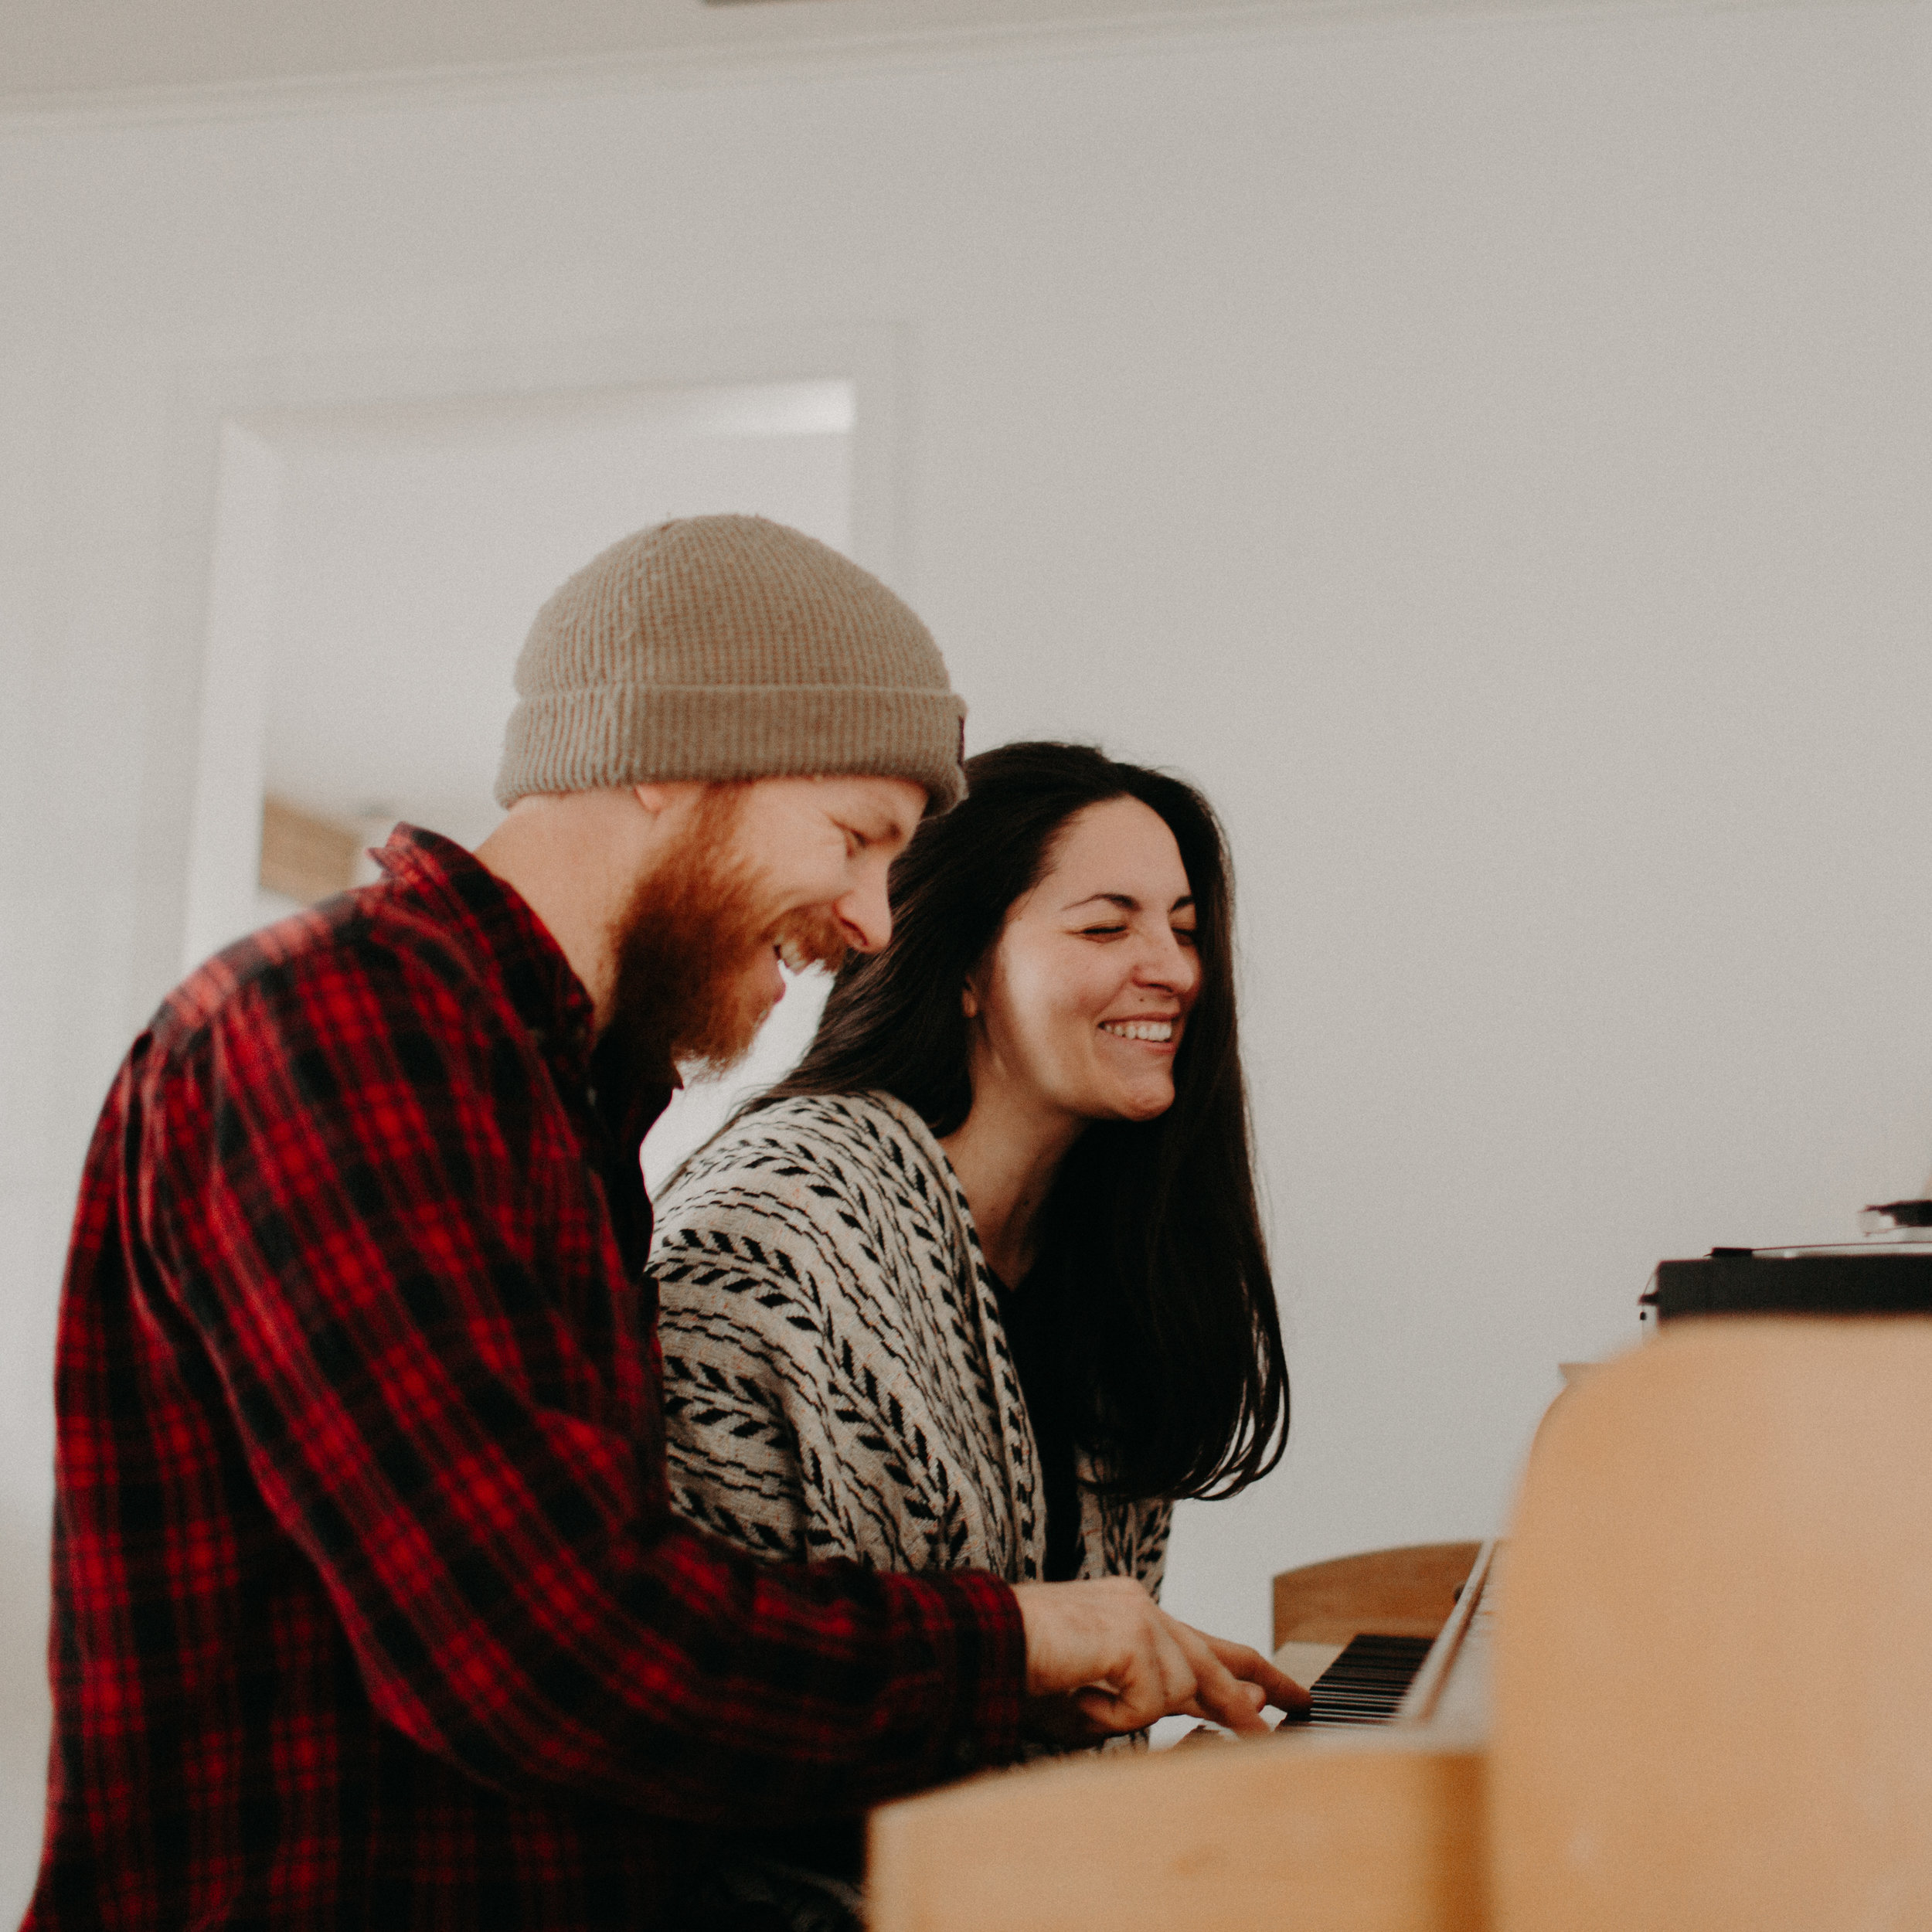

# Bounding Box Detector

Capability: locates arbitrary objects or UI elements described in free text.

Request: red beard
[604,787,852,1085]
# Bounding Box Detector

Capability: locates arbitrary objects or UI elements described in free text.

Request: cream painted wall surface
[3,0,1930,1909]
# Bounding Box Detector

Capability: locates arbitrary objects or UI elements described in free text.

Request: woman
[655,743,1287,1923]
[657,734,1286,1571]
[655,736,1286,1689]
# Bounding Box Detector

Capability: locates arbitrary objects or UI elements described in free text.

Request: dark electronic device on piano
[1641,1197,1932,1326]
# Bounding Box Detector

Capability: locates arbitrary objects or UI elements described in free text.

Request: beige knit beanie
[495,515,966,812]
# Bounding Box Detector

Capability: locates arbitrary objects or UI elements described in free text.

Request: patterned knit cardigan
[651,1090,1172,1597]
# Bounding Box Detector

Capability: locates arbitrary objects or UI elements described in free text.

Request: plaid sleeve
[139,930,1024,1821]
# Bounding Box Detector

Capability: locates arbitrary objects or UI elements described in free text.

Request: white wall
[3,0,1930,1906]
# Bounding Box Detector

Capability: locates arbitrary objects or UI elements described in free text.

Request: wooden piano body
[869,1318,1932,1930]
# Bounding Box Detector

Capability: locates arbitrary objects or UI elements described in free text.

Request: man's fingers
[1168,1628,1314,1735]
[1148,1615,1268,1735]
[1181,1642,1274,1735]
[1204,1636,1312,1719]
[1151,1615,1201,1715]
[1085,1615,1199,1733]
[1012,1580,1312,1740]
[1073,1684,1122,1729]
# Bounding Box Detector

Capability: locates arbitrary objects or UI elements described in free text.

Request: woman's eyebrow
[1060,892,1198,913]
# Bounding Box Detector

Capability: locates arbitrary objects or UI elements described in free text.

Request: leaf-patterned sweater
[652,1089,1172,1594]
[651,1090,1176,1923]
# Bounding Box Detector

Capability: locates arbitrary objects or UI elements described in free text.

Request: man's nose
[836,872,894,954]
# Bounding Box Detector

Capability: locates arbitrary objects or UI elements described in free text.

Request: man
[26,515,1302,1930]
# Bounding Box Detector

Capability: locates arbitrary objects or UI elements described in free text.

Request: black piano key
[1305,1633,1435,1726]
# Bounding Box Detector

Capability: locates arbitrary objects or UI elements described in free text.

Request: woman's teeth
[1100,1019,1174,1043]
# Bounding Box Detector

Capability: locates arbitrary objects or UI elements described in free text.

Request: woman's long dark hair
[760,741,1288,1504]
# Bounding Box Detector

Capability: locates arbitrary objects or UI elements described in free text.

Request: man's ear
[631,781,716,832]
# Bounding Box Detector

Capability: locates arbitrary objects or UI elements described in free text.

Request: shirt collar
[371,824,600,1081]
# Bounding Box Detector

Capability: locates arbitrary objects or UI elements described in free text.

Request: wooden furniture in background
[260,795,362,906]
[1492,1318,1932,1930]
[1275,1543,1485,1648]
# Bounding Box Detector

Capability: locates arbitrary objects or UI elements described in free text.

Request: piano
[868,1541,1496,1932]
[869,1317,1932,1931]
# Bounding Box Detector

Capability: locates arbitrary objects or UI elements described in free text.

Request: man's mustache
[770,905,850,978]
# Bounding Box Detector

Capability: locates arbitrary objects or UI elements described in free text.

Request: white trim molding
[135,321,910,1011]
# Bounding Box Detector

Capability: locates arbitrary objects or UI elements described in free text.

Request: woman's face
[966,795,1202,1128]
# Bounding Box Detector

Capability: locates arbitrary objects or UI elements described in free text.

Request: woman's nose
[1136,929,1200,992]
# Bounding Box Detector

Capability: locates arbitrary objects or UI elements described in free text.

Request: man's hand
[1012,1577,1311,1739]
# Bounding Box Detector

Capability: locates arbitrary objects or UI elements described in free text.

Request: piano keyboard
[1305,1633,1437,1726]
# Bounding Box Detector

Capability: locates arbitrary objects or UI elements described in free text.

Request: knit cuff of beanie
[498,681,967,812]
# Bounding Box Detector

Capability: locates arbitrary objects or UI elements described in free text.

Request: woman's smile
[1098,1016,1179,1046]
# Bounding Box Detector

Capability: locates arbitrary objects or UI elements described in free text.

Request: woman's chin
[1104,1080,1178,1124]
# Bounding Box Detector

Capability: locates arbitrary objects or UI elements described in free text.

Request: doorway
[184,374,859,1188]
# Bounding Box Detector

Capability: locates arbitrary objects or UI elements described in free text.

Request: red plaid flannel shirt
[26,828,1024,1930]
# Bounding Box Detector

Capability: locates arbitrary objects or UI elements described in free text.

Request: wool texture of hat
[495,515,967,813]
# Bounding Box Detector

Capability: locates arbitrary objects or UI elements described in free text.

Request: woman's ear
[961,981,980,1020]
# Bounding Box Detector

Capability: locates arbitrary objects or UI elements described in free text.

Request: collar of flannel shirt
[372,824,678,1158]
[373,821,601,1072]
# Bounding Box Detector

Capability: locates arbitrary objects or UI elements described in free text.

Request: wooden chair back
[1492,1317,1932,1930]
[1275,1543,1485,1647]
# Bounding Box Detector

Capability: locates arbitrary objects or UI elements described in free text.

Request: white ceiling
[0,0,1341,108]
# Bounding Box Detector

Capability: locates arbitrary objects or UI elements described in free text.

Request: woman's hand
[1012,1577,1311,1738]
